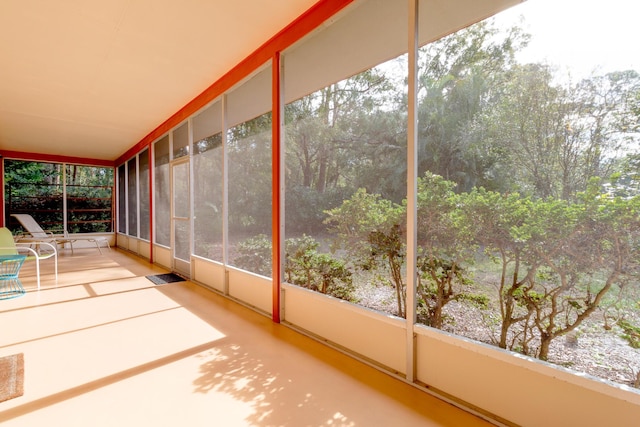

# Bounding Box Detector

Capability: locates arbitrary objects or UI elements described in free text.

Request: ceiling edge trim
[115,0,355,165]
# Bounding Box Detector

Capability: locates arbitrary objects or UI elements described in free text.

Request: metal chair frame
[0,254,27,299]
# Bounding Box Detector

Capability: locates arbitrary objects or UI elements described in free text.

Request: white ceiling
[0,0,319,162]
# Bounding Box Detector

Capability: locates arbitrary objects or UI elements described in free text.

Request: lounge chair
[11,214,110,254]
[0,227,58,290]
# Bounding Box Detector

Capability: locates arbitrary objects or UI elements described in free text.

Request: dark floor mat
[146,273,185,285]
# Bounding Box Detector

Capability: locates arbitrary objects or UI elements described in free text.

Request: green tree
[227,112,272,235]
[518,183,640,360]
[465,181,640,360]
[477,66,640,200]
[325,177,484,324]
[607,153,640,198]
[285,68,395,194]
[234,234,273,277]
[233,234,355,301]
[285,235,354,301]
[4,160,62,197]
[5,160,113,233]
[285,65,406,234]
[324,188,406,316]
[417,18,529,192]
[415,173,478,328]
[458,188,536,350]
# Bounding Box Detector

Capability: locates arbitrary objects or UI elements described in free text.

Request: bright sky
[496,0,640,78]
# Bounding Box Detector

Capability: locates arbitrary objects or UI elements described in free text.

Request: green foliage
[415,172,640,360]
[285,234,355,301]
[285,185,349,234]
[456,293,490,309]
[491,183,640,358]
[416,254,476,327]
[413,173,481,327]
[4,160,61,189]
[367,224,406,316]
[325,189,406,315]
[234,234,273,277]
[324,188,404,259]
[5,160,113,233]
[233,234,355,301]
[617,319,640,349]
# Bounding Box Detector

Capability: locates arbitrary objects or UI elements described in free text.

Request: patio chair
[0,227,58,290]
[11,214,110,254]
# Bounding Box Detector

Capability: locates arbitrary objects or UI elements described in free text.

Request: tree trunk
[500,255,522,348]
[301,138,312,188]
[538,334,552,360]
[389,256,404,318]
[499,314,511,349]
[431,303,443,329]
[316,145,328,193]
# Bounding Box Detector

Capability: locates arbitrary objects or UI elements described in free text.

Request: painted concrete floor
[0,248,493,426]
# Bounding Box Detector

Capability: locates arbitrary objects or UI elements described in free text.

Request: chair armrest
[0,245,40,258]
[37,229,72,240]
[15,241,58,258]
[13,232,30,242]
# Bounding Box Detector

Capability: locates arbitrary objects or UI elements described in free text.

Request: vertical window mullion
[222,94,229,295]
[62,163,68,233]
[136,154,140,238]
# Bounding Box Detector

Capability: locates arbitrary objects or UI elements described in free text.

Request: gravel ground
[444,300,640,388]
[356,281,640,389]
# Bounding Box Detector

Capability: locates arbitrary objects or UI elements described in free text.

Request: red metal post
[272,52,283,323]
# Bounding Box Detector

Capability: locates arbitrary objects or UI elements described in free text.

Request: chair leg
[35,258,40,290]
[91,238,109,254]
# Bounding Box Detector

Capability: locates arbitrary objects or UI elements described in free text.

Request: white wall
[116,233,152,260]
[282,284,407,375]
[193,257,225,293]
[415,327,640,426]
[115,233,129,252]
[153,245,171,270]
[228,266,272,314]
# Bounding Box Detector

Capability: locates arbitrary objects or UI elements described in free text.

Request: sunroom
[1,0,639,426]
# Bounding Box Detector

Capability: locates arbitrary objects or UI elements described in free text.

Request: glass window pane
[227,66,272,276]
[139,149,150,240]
[193,102,223,260]
[5,160,64,233]
[127,158,137,237]
[174,218,190,262]
[283,1,408,310]
[154,135,171,246]
[415,0,640,389]
[5,161,112,234]
[173,122,189,159]
[172,161,189,219]
[66,165,113,233]
[172,161,190,262]
[118,164,126,234]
